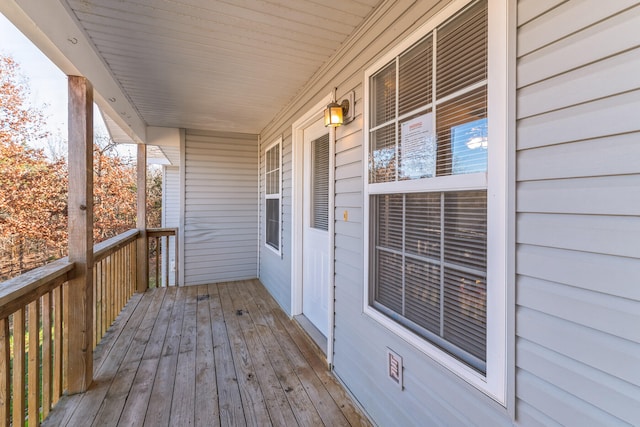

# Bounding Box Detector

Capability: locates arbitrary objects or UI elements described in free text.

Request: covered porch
[0,230,368,426]
[43,279,369,426]
[43,280,369,426]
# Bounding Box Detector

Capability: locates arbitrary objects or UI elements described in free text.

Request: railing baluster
[53,286,63,404]
[28,299,41,426]
[101,259,107,340]
[0,318,9,427]
[42,293,52,419]
[13,309,25,427]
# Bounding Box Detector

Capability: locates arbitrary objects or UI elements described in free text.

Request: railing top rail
[0,257,74,318]
[146,228,178,237]
[93,228,140,263]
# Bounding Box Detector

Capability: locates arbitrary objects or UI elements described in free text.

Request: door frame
[291,92,335,364]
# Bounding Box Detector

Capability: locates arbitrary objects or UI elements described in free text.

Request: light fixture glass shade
[324,102,344,127]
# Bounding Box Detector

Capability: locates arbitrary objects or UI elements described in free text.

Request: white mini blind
[369,0,488,184]
[372,191,487,370]
[311,134,329,231]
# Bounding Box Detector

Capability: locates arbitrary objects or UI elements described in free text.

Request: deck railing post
[136,144,148,292]
[65,75,94,393]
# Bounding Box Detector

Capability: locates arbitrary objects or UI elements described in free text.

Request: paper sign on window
[400,113,435,180]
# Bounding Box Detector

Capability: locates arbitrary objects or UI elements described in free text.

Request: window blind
[311,134,329,231]
[371,190,487,370]
[368,0,488,184]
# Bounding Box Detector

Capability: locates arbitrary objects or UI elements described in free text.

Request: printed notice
[400,113,435,179]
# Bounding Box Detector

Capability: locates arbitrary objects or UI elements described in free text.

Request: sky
[0,12,111,157]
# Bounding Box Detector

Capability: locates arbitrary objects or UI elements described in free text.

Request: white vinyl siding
[515,2,640,426]
[162,166,179,286]
[183,130,258,285]
[265,138,282,253]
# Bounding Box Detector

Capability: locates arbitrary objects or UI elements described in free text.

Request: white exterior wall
[259,0,640,425]
[161,165,180,286]
[258,133,293,313]
[515,2,640,425]
[183,129,259,285]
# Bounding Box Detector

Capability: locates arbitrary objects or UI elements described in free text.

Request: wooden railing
[0,258,73,426]
[0,227,164,426]
[93,229,139,347]
[147,228,178,288]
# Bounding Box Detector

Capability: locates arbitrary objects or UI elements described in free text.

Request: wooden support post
[136,144,148,292]
[66,75,94,393]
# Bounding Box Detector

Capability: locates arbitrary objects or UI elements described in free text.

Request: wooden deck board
[42,280,371,427]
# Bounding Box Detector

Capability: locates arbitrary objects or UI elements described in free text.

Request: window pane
[311,134,329,231]
[370,124,396,183]
[266,144,280,195]
[374,250,403,314]
[444,191,487,271]
[405,259,440,334]
[405,192,440,258]
[266,198,279,250]
[370,191,487,370]
[436,86,487,176]
[436,0,487,98]
[399,36,432,116]
[443,267,486,362]
[371,62,396,127]
[374,194,403,251]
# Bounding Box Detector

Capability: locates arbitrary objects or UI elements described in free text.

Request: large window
[364,0,508,401]
[265,138,282,253]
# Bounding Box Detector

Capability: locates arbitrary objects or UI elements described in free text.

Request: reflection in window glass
[451,118,487,175]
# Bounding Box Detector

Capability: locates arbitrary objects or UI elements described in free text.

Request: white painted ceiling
[63,0,381,135]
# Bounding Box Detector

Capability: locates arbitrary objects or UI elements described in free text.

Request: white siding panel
[517,213,640,258]
[517,0,638,56]
[517,307,640,387]
[517,134,640,181]
[517,276,640,343]
[516,0,565,26]
[518,339,640,426]
[517,91,640,150]
[184,130,258,285]
[516,370,630,427]
[516,400,563,427]
[517,176,640,216]
[517,5,640,87]
[517,245,640,301]
[517,48,640,119]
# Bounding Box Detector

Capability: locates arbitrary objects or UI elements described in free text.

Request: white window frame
[363,0,510,404]
[265,137,282,255]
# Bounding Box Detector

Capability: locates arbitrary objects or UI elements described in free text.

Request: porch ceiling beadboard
[62,0,382,134]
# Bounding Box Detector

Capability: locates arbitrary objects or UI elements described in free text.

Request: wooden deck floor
[43,280,371,426]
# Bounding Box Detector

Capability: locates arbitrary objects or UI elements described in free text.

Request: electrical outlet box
[387,348,403,389]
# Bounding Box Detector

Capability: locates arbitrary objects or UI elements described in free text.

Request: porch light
[324,91,355,127]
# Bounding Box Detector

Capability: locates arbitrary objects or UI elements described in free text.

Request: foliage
[93,137,137,241]
[147,166,162,228]
[0,55,64,276]
[0,54,162,280]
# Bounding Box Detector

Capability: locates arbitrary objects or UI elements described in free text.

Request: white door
[302,119,330,337]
